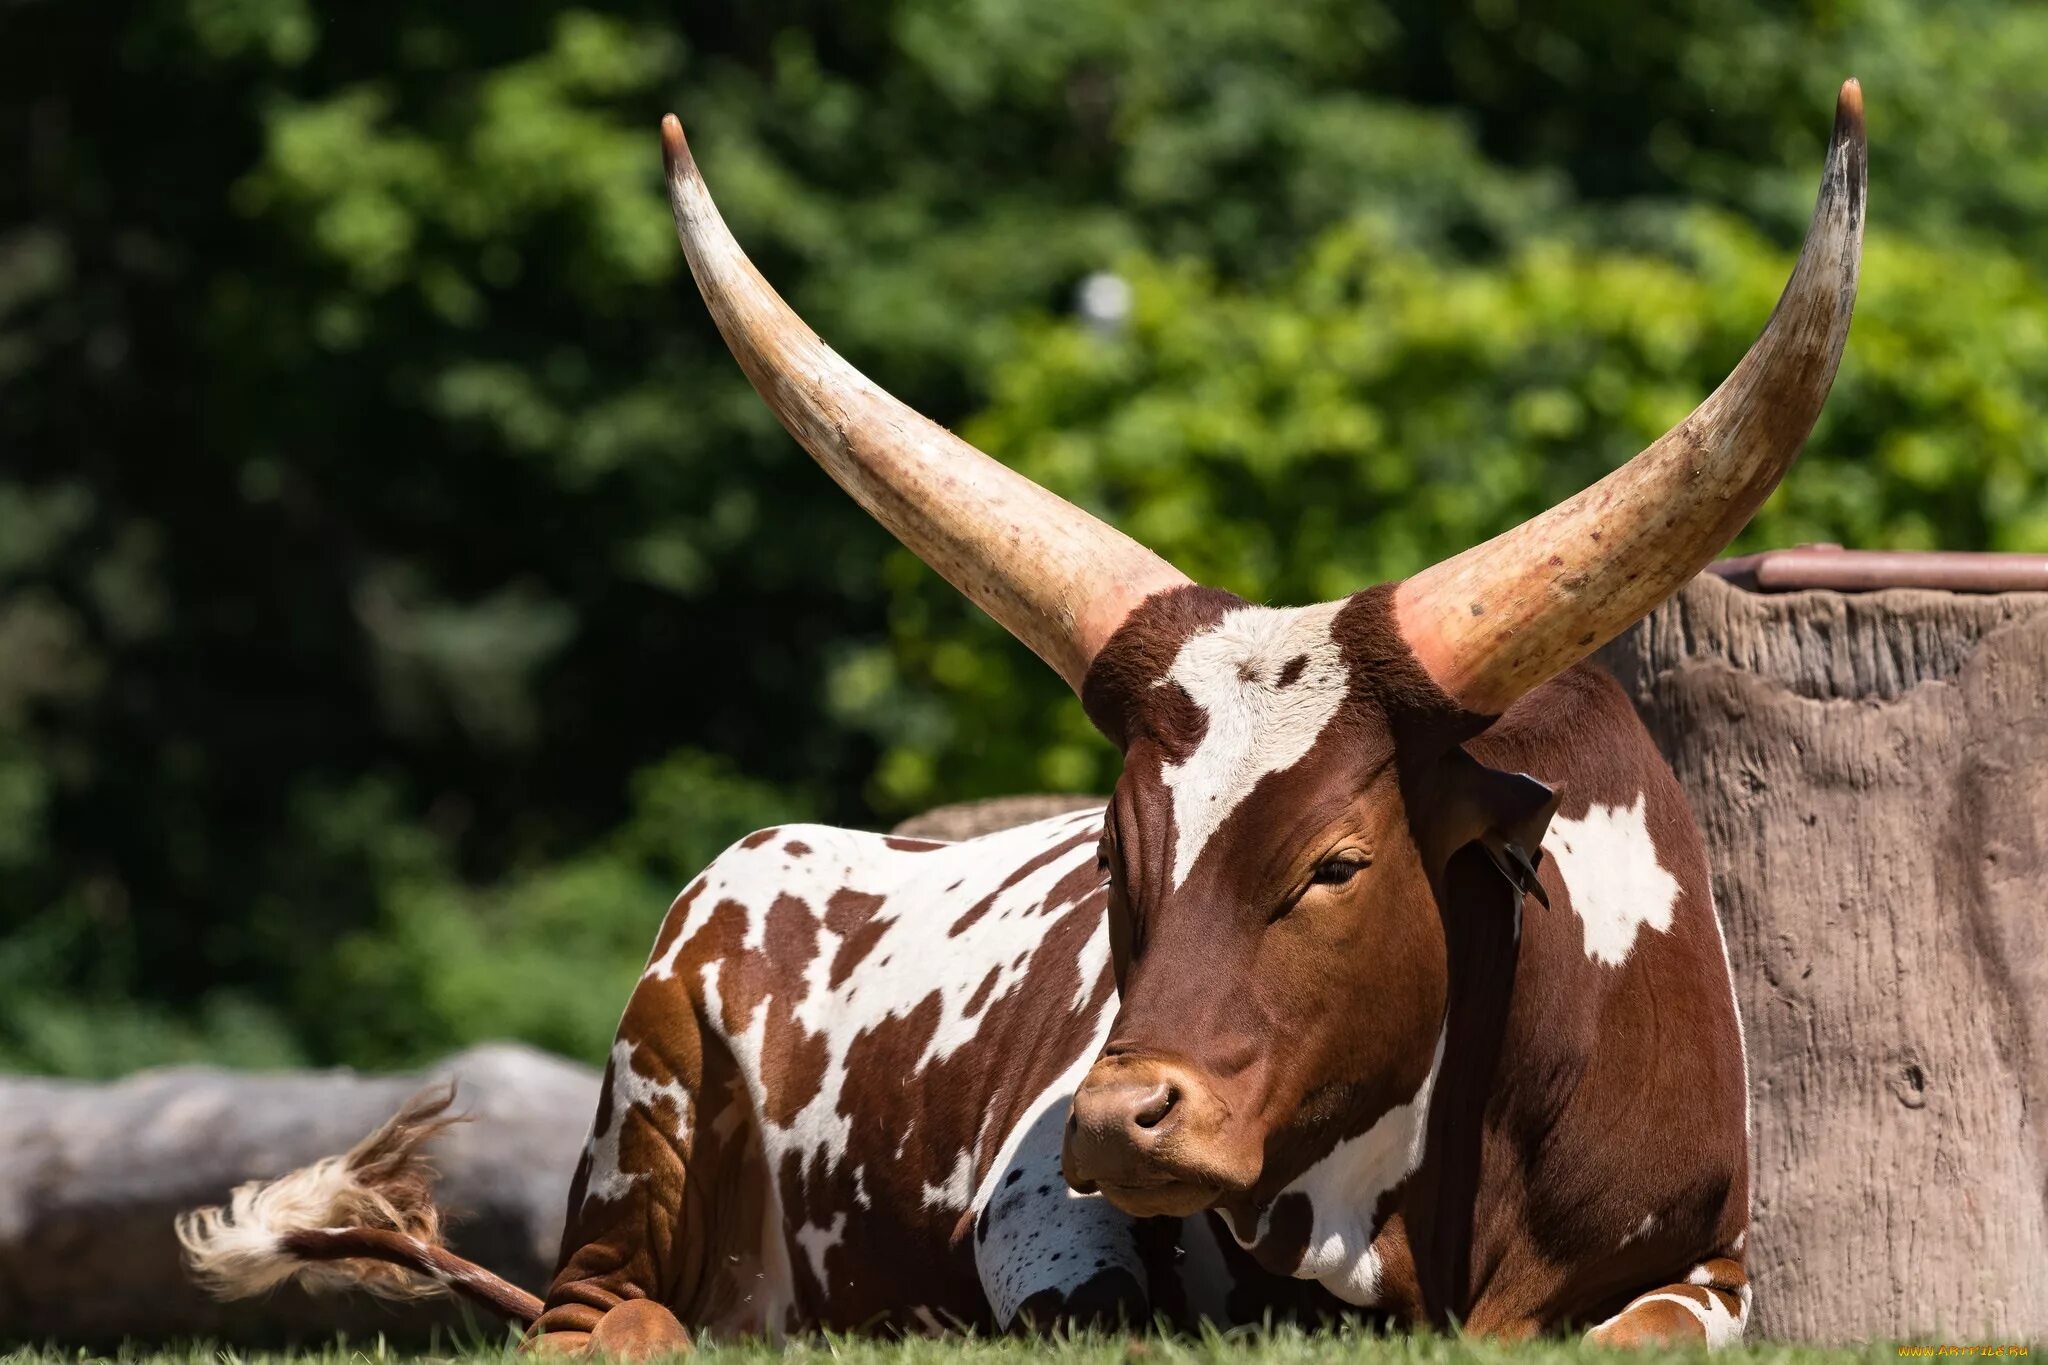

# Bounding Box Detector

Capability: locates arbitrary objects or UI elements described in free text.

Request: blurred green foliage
[3,0,2045,1074]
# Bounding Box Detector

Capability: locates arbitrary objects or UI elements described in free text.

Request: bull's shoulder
[1473,659,1714,967]
[1472,662,1699,850]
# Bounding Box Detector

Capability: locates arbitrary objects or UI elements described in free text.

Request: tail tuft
[176,1083,465,1302]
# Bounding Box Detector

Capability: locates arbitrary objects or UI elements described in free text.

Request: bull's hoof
[523,1331,594,1357]
[586,1299,694,1358]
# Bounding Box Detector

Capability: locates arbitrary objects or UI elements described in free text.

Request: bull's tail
[175,1085,543,1328]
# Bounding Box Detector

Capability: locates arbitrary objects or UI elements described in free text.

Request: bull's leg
[1585,1257,1750,1348]
[973,1102,1152,1331]
[530,964,768,1357]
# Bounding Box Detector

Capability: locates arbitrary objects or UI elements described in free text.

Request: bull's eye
[1311,855,1369,887]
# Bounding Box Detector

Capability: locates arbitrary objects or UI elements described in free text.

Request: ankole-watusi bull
[179,80,1866,1353]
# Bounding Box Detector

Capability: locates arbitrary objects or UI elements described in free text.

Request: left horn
[1395,79,1867,716]
[660,115,1190,692]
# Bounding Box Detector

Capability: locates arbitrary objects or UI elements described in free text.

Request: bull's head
[661,80,1863,1253]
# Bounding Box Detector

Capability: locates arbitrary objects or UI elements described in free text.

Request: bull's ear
[1411,747,1560,909]
[1405,746,1558,1329]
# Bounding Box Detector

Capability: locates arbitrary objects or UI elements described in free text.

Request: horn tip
[660,113,691,175]
[1833,78,1864,143]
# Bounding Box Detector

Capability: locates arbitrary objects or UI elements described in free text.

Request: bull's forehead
[1154,600,1353,889]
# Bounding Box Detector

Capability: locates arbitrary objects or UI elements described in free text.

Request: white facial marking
[581,1038,693,1209]
[1158,601,1350,889]
[1230,1031,1444,1305]
[1543,794,1681,967]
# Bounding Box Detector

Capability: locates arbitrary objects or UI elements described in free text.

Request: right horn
[1396,79,1867,717]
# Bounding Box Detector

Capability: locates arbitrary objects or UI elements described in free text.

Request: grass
[0,1329,1937,1365]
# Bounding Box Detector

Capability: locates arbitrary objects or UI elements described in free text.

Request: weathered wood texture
[1598,572,2048,1344]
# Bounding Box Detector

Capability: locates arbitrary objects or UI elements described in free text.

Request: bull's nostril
[1131,1082,1178,1131]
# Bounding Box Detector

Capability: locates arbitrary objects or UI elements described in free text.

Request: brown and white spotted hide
[539,809,1322,1340]
[537,584,1750,1345]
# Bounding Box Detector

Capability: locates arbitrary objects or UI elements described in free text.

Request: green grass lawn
[0,1330,1942,1365]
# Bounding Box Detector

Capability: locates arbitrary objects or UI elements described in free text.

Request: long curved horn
[660,116,1189,692]
[1395,80,1866,716]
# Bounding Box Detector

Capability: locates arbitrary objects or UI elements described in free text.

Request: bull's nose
[1062,1056,1260,1216]
[1062,1055,1223,1203]
[1073,1077,1181,1150]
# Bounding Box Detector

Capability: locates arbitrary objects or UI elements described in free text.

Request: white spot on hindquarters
[582,1038,693,1208]
[1619,1213,1658,1248]
[1158,601,1350,889]
[1227,1030,1442,1305]
[1543,794,1681,967]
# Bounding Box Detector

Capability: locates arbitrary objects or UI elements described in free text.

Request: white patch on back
[1228,1031,1443,1304]
[1543,794,1680,967]
[582,1037,693,1208]
[1157,601,1350,888]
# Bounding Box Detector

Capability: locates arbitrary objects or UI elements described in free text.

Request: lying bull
[180,79,1867,1353]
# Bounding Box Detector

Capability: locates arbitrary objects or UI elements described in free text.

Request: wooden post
[1598,572,2048,1343]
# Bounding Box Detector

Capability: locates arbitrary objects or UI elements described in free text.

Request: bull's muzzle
[1061,1053,1255,1218]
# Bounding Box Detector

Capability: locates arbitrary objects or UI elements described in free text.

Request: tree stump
[1598,572,2048,1343]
